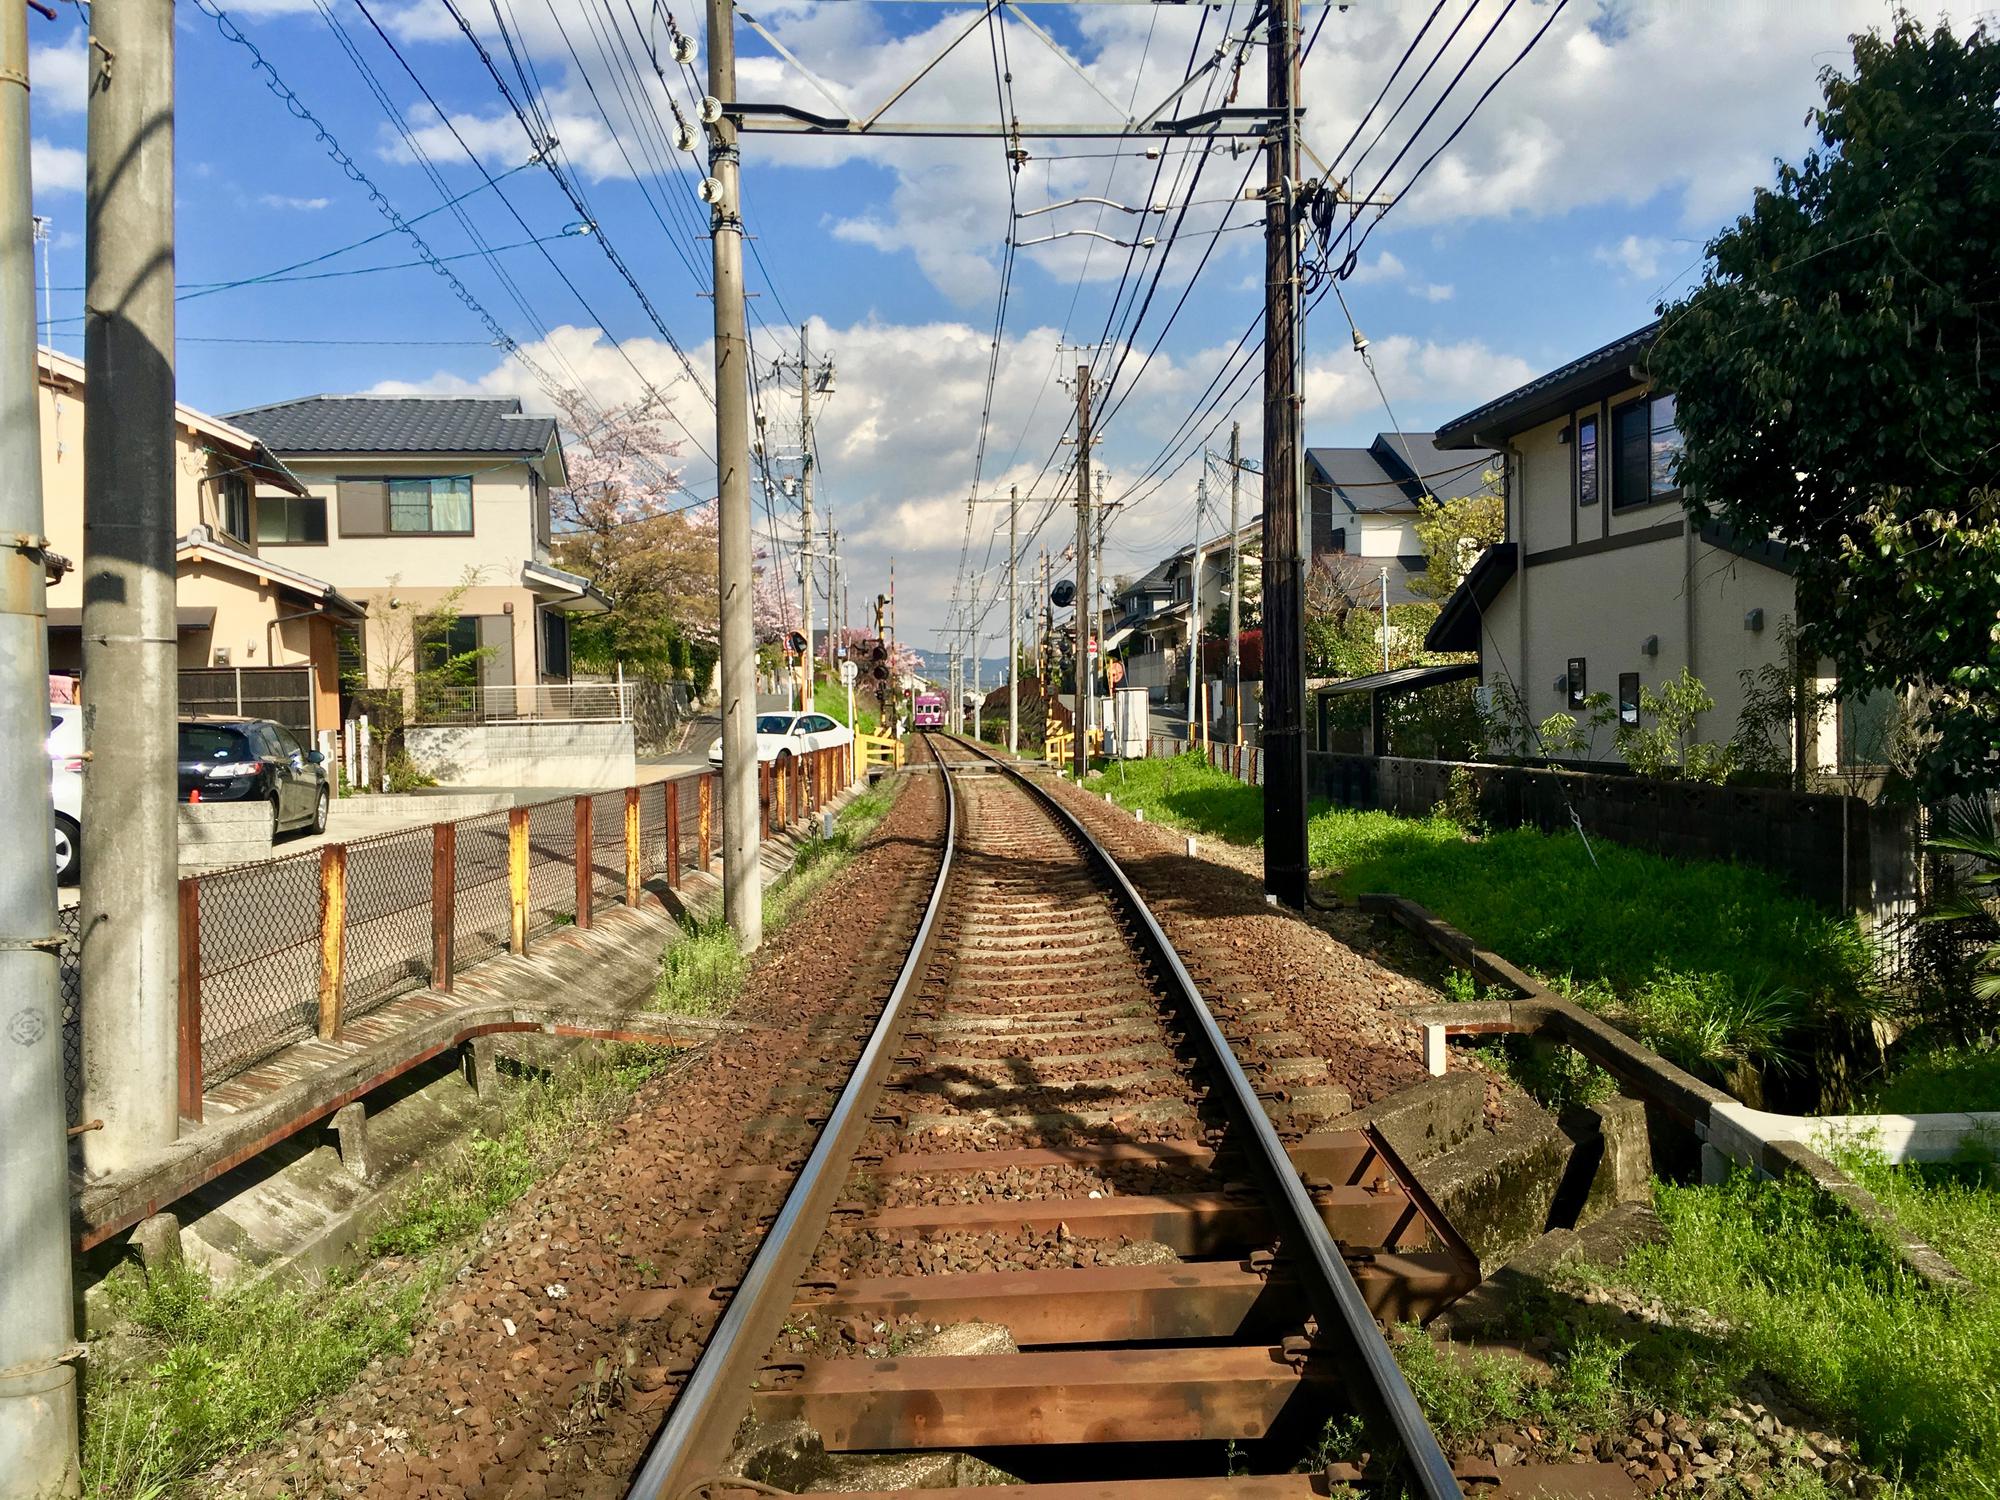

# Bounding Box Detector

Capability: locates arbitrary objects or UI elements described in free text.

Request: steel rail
[625,749,960,1499]
[939,734,1464,1500]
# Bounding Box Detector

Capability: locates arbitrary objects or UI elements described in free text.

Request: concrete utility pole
[81,0,180,1173]
[1380,566,1391,672]
[1039,548,1051,686]
[0,0,82,1487]
[1260,0,1308,908]
[1072,365,1093,779]
[1008,486,1019,753]
[795,323,814,711]
[824,515,838,671]
[707,0,763,951]
[1187,467,1206,735]
[1227,420,1244,742]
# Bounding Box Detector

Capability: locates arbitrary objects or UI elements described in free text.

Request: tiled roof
[1307,432,1497,512]
[226,395,558,457]
[1435,321,1660,449]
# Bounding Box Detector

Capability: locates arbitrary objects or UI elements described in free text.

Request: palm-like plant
[1925,797,2000,1003]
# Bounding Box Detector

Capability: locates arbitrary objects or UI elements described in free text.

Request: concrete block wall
[179,803,274,869]
[405,722,637,789]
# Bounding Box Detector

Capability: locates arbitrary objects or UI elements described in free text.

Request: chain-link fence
[163,752,851,1109]
[59,904,81,1128]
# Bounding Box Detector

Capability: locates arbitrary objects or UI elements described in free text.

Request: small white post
[1423,1023,1448,1077]
[1185,836,1197,857]
[358,714,372,791]
[616,660,627,721]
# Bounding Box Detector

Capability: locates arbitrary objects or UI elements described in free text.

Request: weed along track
[628,736,1636,1499]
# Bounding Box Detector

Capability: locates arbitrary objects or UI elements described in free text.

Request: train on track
[911,690,945,728]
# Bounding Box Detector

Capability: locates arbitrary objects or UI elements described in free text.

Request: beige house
[225,395,606,709]
[1429,322,1872,772]
[1307,431,1498,606]
[37,347,364,734]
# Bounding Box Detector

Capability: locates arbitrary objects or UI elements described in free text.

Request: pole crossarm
[728,101,1282,137]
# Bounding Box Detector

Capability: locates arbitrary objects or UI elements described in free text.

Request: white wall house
[228,395,607,705]
[1306,432,1499,606]
[1428,323,1881,772]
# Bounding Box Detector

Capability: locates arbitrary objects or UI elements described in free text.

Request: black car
[177,717,330,837]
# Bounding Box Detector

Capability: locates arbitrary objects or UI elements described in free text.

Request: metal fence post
[625,786,641,906]
[666,779,682,890]
[318,845,347,1040]
[508,807,530,956]
[700,772,714,874]
[177,878,203,1123]
[431,821,455,992]
[574,795,593,929]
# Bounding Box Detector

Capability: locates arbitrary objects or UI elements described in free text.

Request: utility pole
[707,0,762,951]
[81,0,180,1174]
[1008,486,1019,754]
[1071,364,1093,779]
[823,513,838,672]
[795,324,814,711]
[1380,566,1391,672]
[1260,0,1308,908]
[1187,466,1206,736]
[1,0,81,1485]
[1227,420,1244,743]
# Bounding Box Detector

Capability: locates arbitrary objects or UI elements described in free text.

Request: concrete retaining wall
[326,790,521,838]
[405,722,637,789]
[179,803,273,869]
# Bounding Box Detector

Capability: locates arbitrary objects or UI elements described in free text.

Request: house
[1426,322,1859,770]
[36,348,365,735]
[1105,519,1259,699]
[226,394,607,710]
[1306,432,1498,604]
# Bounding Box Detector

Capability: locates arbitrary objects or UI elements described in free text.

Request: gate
[179,666,316,738]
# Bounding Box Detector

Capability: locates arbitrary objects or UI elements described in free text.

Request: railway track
[623,735,1615,1499]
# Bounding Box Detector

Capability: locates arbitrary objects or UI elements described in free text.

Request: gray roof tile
[226,395,558,457]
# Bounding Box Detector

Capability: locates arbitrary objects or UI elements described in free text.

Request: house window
[540,608,571,680]
[1328,526,1348,554]
[257,494,328,545]
[422,616,480,676]
[336,475,474,536]
[1576,414,1599,507]
[1566,657,1587,712]
[217,472,252,543]
[1611,394,1683,510]
[1618,672,1640,726]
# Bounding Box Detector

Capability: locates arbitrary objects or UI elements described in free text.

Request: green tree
[1650,14,2000,797]
[1408,477,1503,604]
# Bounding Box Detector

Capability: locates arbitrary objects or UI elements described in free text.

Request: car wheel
[268,797,283,843]
[53,814,80,884]
[312,785,330,835]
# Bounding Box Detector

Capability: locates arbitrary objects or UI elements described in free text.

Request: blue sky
[25,0,1926,649]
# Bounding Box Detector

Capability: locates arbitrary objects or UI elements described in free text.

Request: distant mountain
[909,648,1010,687]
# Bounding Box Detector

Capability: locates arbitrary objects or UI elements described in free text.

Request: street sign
[839,660,857,685]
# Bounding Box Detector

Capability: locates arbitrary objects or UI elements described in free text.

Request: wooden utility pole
[795,324,816,711]
[1260,0,1307,908]
[1072,365,1093,779]
[706,0,762,950]
[1227,420,1244,742]
[1187,467,1206,736]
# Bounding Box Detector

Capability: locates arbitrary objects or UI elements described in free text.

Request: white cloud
[32,139,83,195]
[1593,233,1671,283]
[29,43,87,116]
[258,194,332,211]
[1347,249,1453,302]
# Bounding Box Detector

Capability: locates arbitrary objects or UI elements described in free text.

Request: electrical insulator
[697,176,727,205]
[698,95,724,124]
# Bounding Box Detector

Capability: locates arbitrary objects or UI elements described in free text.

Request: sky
[24,0,1952,656]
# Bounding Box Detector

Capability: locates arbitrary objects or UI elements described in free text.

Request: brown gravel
[206,770,948,1500]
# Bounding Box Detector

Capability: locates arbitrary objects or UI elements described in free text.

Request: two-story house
[227,395,607,710]
[1104,520,1260,699]
[1306,431,1499,604]
[38,347,366,736]
[1426,322,1853,771]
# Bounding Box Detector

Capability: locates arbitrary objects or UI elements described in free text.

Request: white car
[48,703,82,883]
[707,711,854,767]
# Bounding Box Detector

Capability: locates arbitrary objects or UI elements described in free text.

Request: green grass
[1080,751,1266,844]
[1333,822,1878,1083]
[1861,1038,2000,1114]
[1602,1162,2000,1498]
[84,1042,676,1497]
[804,675,880,736]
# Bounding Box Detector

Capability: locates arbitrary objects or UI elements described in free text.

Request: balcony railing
[413,681,633,725]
